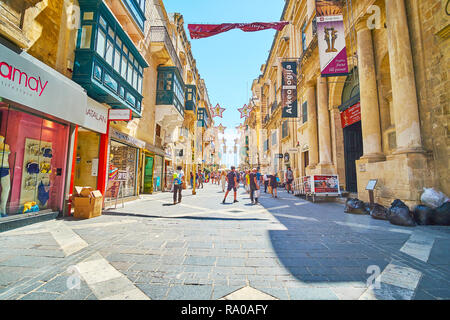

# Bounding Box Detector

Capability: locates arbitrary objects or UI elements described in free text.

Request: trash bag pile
[344,198,367,215]
[388,200,416,227]
[343,187,450,227]
[369,203,390,221]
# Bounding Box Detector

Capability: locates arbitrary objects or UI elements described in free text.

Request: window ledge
[297,121,308,132]
[0,21,29,49]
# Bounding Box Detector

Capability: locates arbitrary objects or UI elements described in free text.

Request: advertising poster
[340,102,361,128]
[313,175,340,194]
[281,61,298,118]
[303,176,311,193]
[316,0,349,77]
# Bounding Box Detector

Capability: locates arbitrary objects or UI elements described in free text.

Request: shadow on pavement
[258,190,410,297]
[102,211,268,222]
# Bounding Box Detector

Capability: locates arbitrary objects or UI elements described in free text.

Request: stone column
[317,77,332,168]
[306,84,318,168]
[356,20,384,161]
[385,0,423,153]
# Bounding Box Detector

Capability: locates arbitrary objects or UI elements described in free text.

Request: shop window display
[108,140,137,198]
[0,103,69,217]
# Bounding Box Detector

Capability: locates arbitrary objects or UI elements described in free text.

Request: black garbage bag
[345,198,367,214]
[431,201,450,226]
[370,203,389,220]
[363,202,372,215]
[413,205,434,225]
[388,199,416,227]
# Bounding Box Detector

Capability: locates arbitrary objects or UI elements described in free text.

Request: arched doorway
[339,69,363,192]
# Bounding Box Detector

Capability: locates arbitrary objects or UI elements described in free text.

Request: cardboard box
[80,187,95,198]
[73,186,83,197]
[73,190,103,219]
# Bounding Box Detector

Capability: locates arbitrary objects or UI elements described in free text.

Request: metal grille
[150,26,183,73]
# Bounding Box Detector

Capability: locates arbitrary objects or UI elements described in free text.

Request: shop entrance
[343,121,363,192]
[74,128,100,190]
[143,155,154,194]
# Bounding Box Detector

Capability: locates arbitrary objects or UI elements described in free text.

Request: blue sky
[163,0,285,167]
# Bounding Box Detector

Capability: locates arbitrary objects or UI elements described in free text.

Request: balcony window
[73,1,148,117]
[80,25,92,48]
[282,120,289,139]
[272,132,277,146]
[83,12,94,20]
[156,67,185,116]
[93,64,102,81]
[185,85,197,111]
[302,101,308,123]
[104,73,118,92]
[121,0,146,32]
[96,29,106,57]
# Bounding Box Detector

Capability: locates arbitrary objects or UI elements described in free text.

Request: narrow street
[1,184,449,300]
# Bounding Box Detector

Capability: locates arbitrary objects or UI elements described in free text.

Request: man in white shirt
[263,173,269,193]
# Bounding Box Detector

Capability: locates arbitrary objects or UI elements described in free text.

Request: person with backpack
[222,166,239,204]
[173,166,185,204]
[285,167,294,194]
[269,172,279,198]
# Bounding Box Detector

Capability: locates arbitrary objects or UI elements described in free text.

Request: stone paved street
[1,183,449,300]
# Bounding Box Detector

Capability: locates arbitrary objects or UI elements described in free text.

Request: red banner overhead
[188,22,289,39]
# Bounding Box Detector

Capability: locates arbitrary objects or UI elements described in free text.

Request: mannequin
[0,136,11,217]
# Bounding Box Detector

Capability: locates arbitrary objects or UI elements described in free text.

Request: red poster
[303,176,311,193]
[188,22,289,39]
[340,102,361,128]
[313,175,339,193]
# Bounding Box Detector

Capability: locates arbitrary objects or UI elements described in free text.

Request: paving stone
[216,257,246,267]
[183,256,216,266]
[135,283,169,300]
[211,285,243,300]
[20,292,61,300]
[166,285,213,300]
[287,287,339,300]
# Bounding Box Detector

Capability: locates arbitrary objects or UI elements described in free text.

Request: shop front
[153,154,164,192]
[140,143,166,194]
[105,128,144,202]
[72,98,109,191]
[0,41,93,228]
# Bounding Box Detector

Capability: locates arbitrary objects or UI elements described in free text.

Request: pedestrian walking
[190,172,194,188]
[249,168,260,204]
[269,173,278,198]
[285,167,294,194]
[220,170,227,192]
[222,166,239,204]
[263,172,269,193]
[173,166,185,204]
[199,170,204,188]
[245,170,250,193]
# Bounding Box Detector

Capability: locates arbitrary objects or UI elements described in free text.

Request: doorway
[143,155,154,194]
[343,121,363,192]
[340,68,363,193]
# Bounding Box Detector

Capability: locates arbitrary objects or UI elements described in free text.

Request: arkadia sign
[316,0,349,77]
[281,61,298,118]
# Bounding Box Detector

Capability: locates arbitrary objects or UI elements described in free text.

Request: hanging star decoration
[238,104,252,119]
[210,103,226,118]
[236,123,246,131]
[216,124,226,134]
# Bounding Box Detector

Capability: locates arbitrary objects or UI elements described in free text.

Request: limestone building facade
[251,0,449,206]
